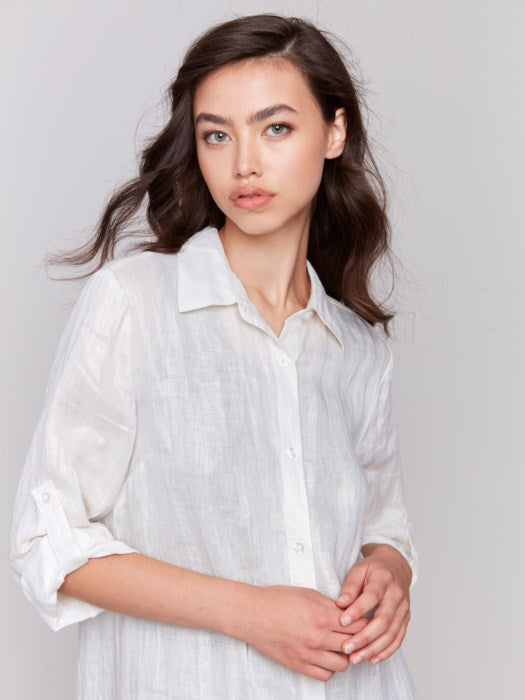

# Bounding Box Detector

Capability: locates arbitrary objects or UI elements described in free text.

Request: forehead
[193,58,317,116]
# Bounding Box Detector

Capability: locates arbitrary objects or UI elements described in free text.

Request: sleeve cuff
[17,529,139,631]
[12,480,139,631]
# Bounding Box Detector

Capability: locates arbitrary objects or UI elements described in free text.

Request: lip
[230,185,276,211]
[232,193,274,210]
[230,185,276,200]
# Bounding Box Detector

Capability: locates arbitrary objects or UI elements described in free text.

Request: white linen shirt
[9,225,420,699]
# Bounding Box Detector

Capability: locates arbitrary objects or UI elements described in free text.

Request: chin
[229,219,287,238]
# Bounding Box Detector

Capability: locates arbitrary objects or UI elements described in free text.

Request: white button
[40,492,50,503]
[293,542,304,553]
[279,357,289,366]
[286,446,296,459]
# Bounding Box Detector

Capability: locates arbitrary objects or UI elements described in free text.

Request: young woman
[9,13,420,699]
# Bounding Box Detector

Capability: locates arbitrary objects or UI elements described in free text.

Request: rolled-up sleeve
[9,267,139,631]
[357,335,420,591]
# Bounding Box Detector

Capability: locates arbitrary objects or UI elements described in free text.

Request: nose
[233,134,262,179]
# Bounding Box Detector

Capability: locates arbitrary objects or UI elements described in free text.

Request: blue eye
[266,123,292,136]
[203,131,230,144]
[202,122,293,144]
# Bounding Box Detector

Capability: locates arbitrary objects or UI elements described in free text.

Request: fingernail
[352,654,362,664]
[337,594,350,604]
[344,642,355,654]
[342,614,352,626]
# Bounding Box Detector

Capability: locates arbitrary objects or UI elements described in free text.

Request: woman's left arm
[334,335,419,666]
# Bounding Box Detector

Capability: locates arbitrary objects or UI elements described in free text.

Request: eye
[202,130,230,144]
[201,122,293,145]
[266,122,293,136]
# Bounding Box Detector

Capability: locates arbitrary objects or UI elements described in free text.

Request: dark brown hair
[45,13,399,336]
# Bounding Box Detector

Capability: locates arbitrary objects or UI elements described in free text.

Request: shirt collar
[177,226,344,350]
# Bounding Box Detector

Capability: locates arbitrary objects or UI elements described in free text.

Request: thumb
[334,560,367,609]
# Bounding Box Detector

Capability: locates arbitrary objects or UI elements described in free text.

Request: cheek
[281,144,325,200]
[196,148,220,194]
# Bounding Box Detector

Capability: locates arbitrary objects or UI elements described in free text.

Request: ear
[325,107,347,159]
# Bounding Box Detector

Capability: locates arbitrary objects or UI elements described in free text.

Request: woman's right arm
[9,268,140,631]
[58,551,363,683]
[58,551,257,635]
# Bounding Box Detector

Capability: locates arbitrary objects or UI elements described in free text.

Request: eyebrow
[194,103,299,128]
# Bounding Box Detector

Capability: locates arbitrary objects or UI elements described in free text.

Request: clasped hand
[334,544,412,668]
[240,544,412,683]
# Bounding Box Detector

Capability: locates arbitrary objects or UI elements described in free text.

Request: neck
[217,219,311,312]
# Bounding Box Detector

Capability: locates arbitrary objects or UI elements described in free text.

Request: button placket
[272,344,317,589]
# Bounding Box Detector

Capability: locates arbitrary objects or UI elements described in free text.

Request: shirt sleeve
[9,266,140,631]
[357,334,420,591]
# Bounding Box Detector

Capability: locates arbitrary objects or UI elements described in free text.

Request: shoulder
[85,250,178,303]
[98,249,176,283]
[327,296,393,375]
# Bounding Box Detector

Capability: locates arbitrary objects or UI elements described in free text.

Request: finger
[301,663,334,683]
[335,566,367,609]
[331,600,374,631]
[307,649,350,674]
[347,605,409,665]
[342,586,404,652]
[346,617,369,635]
[363,613,410,663]
[338,582,386,629]
[334,587,360,609]
[332,610,372,636]
[330,606,370,635]
[363,603,379,620]
[368,612,410,665]
[324,631,362,653]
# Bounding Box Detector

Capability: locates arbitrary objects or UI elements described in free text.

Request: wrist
[213,579,261,641]
[361,543,412,588]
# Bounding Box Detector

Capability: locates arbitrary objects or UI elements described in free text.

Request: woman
[9,13,420,699]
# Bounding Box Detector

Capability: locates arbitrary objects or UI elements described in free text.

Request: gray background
[2,1,524,698]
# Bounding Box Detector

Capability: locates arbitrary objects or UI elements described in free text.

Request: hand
[334,544,412,666]
[236,584,369,682]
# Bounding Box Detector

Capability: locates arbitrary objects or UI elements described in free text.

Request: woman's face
[193,57,346,237]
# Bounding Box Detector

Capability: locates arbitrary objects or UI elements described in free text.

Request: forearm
[58,551,258,638]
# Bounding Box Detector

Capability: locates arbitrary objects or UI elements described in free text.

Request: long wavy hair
[45,13,399,336]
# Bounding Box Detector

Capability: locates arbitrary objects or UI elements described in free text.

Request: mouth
[232,193,275,210]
